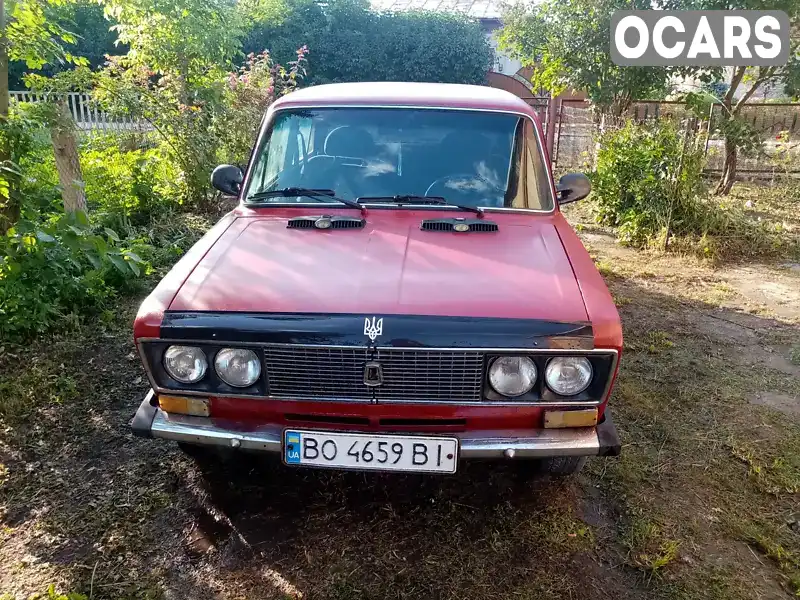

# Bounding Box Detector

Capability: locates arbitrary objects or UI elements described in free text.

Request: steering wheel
[424,172,502,198]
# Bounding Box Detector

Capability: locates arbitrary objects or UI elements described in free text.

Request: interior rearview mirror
[556,173,591,205]
[211,164,244,196]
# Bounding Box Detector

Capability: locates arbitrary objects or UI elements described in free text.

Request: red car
[131,82,622,476]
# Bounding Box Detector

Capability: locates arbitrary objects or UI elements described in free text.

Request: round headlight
[488,356,537,397]
[215,348,261,388]
[545,357,593,396]
[163,345,208,384]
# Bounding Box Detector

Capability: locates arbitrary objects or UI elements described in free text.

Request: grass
[791,345,800,366]
[0,360,78,423]
[0,182,798,599]
[591,252,800,596]
[564,180,800,263]
[3,584,88,600]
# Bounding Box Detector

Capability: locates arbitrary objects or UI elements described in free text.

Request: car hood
[168,212,589,322]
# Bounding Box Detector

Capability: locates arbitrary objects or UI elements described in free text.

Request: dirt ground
[0,209,798,599]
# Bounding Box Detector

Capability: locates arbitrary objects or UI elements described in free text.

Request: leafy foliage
[102,0,248,83]
[665,0,800,193]
[81,138,184,230]
[8,2,120,88]
[498,0,798,191]
[94,55,224,204]
[497,0,673,114]
[684,90,763,157]
[216,46,308,165]
[93,45,307,204]
[2,0,305,339]
[0,105,49,231]
[6,0,86,70]
[591,121,800,260]
[0,119,208,339]
[243,0,492,86]
[593,120,707,247]
[2,0,92,231]
[0,210,144,339]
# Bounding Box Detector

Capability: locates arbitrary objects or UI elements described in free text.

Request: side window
[263,116,292,183]
[298,119,313,156]
[250,114,302,193]
[523,120,554,210]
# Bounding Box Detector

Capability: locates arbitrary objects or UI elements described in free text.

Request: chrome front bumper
[131,391,621,459]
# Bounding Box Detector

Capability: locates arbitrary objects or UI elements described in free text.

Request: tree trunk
[50,101,87,213]
[0,0,17,233]
[0,0,7,121]
[715,136,737,196]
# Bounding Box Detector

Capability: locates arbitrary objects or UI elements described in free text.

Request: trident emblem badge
[364,317,383,342]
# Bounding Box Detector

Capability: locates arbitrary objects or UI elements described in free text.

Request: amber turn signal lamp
[544,408,598,429]
[158,395,210,417]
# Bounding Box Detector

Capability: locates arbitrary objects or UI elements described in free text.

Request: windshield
[244,107,554,211]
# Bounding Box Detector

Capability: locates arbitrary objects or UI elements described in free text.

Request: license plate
[283,430,458,474]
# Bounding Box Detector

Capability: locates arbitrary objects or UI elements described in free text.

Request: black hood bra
[159,311,594,350]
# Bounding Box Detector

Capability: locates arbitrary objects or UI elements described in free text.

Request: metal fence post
[545,96,560,161]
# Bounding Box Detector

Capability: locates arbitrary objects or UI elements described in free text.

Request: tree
[500,0,799,194]
[94,0,248,202]
[94,0,295,204]
[243,0,493,85]
[496,0,672,115]
[102,0,248,99]
[0,0,82,230]
[662,0,800,194]
[712,54,799,196]
[25,68,92,213]
[8,2,121,88]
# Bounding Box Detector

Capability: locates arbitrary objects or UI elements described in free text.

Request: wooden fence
[543,98,800,176]
[10,91,151,133]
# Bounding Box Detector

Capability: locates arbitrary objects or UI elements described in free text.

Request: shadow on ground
[0,274,798,599]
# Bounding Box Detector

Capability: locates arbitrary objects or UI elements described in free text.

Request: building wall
[484,27,522,76]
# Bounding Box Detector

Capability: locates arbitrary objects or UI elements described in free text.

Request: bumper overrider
[131,390,622,459]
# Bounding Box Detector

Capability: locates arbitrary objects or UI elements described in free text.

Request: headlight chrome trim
[163,345,209,384]
[214,347,262,388]
[138,339,618,406]
[487,355,538,398]
[544,356,594,396]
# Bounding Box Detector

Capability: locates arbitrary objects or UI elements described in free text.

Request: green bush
[1,129,214,340]
[592,120,707,248]
[1,583,87,600]
[592,120,800,260]
[243,0,492,86]
[82,138,184,231]
[94,47,306,206]
[17,135,62,215]
[0,212,146,340]
[1,106,56,231]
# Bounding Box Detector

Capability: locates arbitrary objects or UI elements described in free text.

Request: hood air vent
[287,216,365,230]
[421,218,498,233]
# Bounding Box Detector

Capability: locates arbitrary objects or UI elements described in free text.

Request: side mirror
[556,173,591,205]
[211,164,244,196]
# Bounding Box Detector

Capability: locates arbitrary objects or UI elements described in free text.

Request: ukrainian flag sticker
[285,431,301,464]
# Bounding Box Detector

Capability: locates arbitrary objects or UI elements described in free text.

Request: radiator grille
[264,346,372,401]
[262,346,485,403]
[374,349,484,402]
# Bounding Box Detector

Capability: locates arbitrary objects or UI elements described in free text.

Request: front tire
[178,442,233,469]
[538,456,587,476]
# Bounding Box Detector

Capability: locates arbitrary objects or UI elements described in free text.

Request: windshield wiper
[248,188,365,214]
[357,195,484,217]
